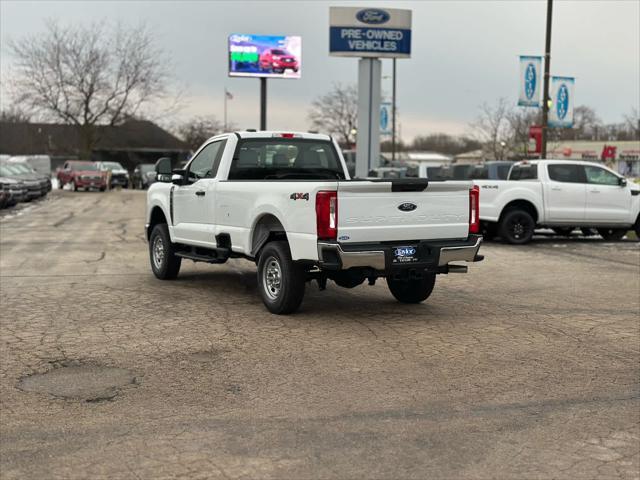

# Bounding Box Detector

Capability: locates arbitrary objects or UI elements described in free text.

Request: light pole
[541,0,553,159]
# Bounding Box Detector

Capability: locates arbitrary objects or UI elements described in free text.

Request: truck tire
[387,273,436,304]
[71,180,78,192]
[597,228,627,241]
[499,209,535,244]
[149,223,181,280]
[257,241,305,314]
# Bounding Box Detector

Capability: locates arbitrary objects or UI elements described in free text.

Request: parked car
[259,48,298,73]
[7,158,51,192]
[475,160,640,243]
[8,155,51,177]
[96,161,129,188]
[131,164,156,189]
[0,175,28,207]
[57,161,107,191]
[0,162,46,200]
[146,131,483,314]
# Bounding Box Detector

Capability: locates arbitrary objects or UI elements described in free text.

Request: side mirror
[171,173,184,185]
[619,177,627,187]
[155,157,172,176]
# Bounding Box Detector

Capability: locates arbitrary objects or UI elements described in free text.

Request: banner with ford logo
[548,76,575,128]
[518,55,542,107]
[329,7,412,58]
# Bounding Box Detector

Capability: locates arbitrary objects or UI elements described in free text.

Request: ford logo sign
[394,247,416,257]
[356,8,390,25]
[556,83,569,120]
[398,202,417,212]
[524,62,536,100]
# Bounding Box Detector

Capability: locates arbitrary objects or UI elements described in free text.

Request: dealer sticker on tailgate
[393,246,418,264]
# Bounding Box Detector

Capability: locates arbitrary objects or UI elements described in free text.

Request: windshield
[0,165,20,176]
[271,49,287,55]
[102,162,125,171]
[140,164,155,173]
[229,139,345,180]
[69,162,98,171]
[9,163,35,174]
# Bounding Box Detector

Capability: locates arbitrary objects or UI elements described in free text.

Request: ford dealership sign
[549,76,575,128]
[356,9,390,24]
[518,55,541,107]
[330,7,412,58]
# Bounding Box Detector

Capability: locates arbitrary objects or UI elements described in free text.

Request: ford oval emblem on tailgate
[398,202,417,212]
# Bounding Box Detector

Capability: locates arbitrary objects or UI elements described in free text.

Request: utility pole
[540,0,553,159]
[392,58,397,162]
[260,78,267,130]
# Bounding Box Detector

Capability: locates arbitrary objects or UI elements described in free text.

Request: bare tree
[7,20,170,155]
[0,104,32,123]
[471,98,513,160]
[623,107,639,140]
[175,116,227,151]
[507,108,541,156]
[308,83,357,147]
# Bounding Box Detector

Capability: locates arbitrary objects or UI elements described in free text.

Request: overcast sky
[1,0,639,140]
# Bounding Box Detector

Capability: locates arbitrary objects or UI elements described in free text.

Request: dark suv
[131,164,156,189]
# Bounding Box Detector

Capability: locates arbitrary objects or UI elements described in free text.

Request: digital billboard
[228,34,302,78]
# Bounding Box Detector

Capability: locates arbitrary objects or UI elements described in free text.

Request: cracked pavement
[1,190,639,479]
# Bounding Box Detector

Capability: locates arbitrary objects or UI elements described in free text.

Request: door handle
[195,190,206,196]
[551,187,562,191]
[589,190,600,193]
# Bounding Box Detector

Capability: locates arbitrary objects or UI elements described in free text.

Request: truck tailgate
[337,180,471,243]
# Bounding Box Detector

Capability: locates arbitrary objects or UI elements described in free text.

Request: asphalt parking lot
[1,189,638,479]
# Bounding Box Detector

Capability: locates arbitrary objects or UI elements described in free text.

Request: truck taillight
[469,186,480,234]
[316,191,338,240]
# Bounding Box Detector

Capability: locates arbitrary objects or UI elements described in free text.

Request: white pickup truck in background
[475,159,640,244]
[146,131,483,314]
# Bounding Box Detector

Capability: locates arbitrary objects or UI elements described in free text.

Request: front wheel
[149,223,181,279]
[499,209,535,244]
[387,273,436,304]
[597,228,627,241]
[257,241,305,314]
[70,180,78,192]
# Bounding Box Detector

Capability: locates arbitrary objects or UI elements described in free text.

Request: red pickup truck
[57,161,107,191]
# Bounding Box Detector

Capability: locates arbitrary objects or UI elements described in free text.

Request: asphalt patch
[18,364,137,402]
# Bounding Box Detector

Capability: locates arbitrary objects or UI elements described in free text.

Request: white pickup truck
[145,131,483,314]
[476,159,640,244]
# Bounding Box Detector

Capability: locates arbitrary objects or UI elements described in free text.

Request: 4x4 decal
[290,192,309,201]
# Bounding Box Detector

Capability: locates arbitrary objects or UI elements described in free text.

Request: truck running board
[176,247,230,264]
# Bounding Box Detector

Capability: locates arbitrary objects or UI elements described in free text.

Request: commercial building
[0,120,190,171]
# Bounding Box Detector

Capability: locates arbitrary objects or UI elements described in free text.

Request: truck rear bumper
[317,235,483,272]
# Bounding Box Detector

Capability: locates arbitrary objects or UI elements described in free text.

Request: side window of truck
[548,164,585,183]
[584,166,619,186]
[188,140,227,180]
[509,164,538,180]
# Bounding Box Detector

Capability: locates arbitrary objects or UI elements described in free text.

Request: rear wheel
[387,273,436,304]
[597,228,627,241]
[149,223,181,279]
[257,241,305,314]
[499,209,535,244]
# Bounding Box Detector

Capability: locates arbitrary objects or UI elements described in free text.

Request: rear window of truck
[228,139,345,180]
[509,164,538,180]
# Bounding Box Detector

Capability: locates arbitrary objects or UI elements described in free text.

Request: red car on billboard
[259,48,298,73]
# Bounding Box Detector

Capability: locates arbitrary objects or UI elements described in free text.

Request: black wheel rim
[508,215,532,241]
